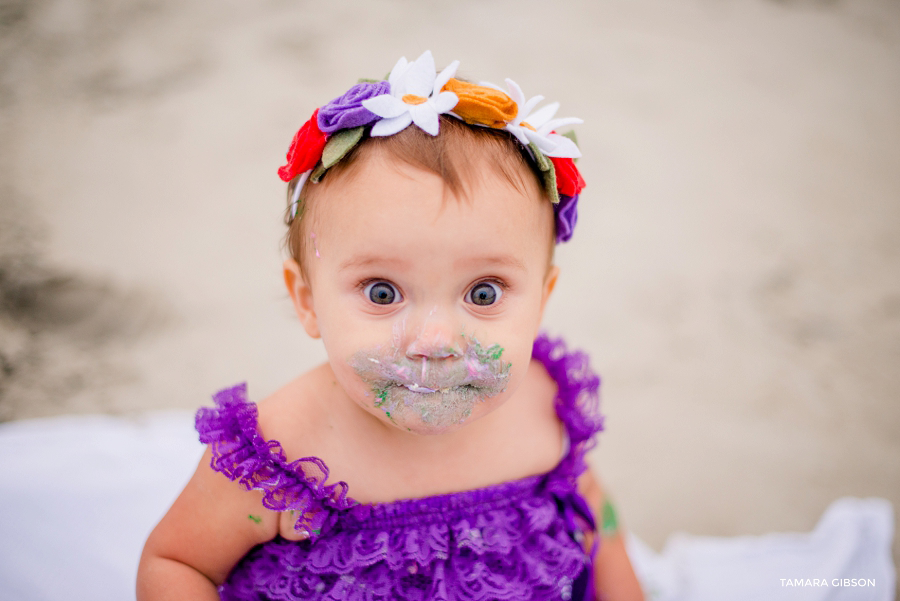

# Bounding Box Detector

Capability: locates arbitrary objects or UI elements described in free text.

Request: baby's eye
[466,282,502,306]
[364,281,402,305]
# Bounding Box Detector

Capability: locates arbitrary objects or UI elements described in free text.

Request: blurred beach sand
[1,0,898,579]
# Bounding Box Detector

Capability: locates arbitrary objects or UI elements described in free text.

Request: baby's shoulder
[255,362,337,458]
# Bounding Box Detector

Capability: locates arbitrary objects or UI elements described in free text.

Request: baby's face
[288,151,557,435]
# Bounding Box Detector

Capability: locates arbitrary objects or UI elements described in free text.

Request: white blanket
[0,413,894,600]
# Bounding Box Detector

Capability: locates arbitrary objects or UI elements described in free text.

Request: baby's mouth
[389,373,494,398]
[403,383,436,394]
[349,339,511,428]
[399,382,478,396]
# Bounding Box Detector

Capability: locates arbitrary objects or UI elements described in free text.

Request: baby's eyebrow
[338,256,412,271]
[455,255,527,272]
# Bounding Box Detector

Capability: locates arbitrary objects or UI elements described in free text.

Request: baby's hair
[285,116,553,278]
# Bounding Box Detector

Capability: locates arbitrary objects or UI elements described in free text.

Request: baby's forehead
[314,118,547,207]
[307,146,556,266]
[316,152,548,229]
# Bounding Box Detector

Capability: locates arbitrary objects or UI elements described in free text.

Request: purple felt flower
[317,81,391,133]
[554,194,579,243]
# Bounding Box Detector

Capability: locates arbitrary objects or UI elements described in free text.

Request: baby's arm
[578,469,645,601]
[137,447,279,600]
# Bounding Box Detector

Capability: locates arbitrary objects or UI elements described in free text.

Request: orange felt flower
[441,79,517,129]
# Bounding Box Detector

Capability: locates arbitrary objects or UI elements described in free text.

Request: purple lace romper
[195,334,604,601]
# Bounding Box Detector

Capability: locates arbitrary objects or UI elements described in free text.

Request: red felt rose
[277,109,328,182]
[550,157,586,197]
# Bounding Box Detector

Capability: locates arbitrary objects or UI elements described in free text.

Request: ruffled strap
[531,334,603,601]
[532,333,604,482]
[195,383,356,539]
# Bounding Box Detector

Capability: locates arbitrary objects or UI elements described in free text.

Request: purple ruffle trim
[317,81,390,133]
[196,333,603,601]
[532,333,602,456]
[223,512,588,600]
[554,193,579,244]
[195,384,356,537]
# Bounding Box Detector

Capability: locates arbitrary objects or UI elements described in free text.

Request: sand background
[2,0,898,583]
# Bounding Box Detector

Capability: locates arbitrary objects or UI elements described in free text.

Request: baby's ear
[540,264,560,314]
[283,259,321,338]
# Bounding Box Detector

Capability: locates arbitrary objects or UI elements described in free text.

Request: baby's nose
[405,336,461,360]
[404,311,461,360]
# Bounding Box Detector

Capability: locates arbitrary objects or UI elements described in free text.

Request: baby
[138,51,644,601]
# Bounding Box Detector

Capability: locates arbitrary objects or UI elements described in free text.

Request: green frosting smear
[601,498,619,537]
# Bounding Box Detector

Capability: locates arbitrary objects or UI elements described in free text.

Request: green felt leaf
[561,130,580,163]
[529,142,559,204]
[357,78,382,84]
[561,130,578,146]
[545,165,559,205]
[309,162,327,184]
[322,126,365,169]
[528,141,553,172]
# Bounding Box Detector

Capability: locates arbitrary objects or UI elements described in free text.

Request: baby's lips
[404,383,437,394]
[400,371,506,393]
[352,350,509,392]
[396,378,466,393]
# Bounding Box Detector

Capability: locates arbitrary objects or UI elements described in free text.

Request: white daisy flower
[362,51,460,137]
[484,79,583,158]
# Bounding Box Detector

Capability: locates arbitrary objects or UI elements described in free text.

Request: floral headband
[278,51,586,243]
